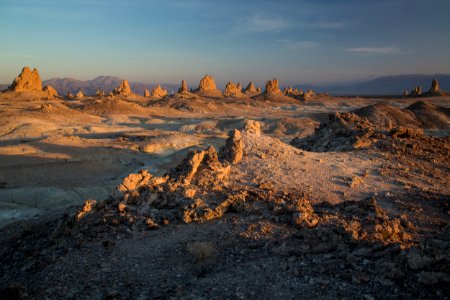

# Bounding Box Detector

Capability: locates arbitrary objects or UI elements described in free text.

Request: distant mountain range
[1,74,449,96]
[42,76,179,96]
[295,74,450,96]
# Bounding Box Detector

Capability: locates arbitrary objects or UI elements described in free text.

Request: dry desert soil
[0,87,449,299]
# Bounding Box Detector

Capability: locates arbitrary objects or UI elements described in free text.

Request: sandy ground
[0,91,449,299]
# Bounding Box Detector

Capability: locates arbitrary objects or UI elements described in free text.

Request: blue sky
[1,0,449,86]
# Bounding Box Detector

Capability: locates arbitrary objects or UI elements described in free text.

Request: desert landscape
[1,0,450,299]
[0,65,448,299]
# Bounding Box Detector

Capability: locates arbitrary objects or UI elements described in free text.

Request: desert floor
[0,92,448,299]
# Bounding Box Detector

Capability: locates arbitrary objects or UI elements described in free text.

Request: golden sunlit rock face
[113,79,132,96]
[43,85,58,97]
[151,85,168,98]
[198,74,217,91]
[264,78,282,95]
[9,66,42,92]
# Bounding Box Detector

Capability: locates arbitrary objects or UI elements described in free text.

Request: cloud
[241,14,292,33]
[343,46,401,55]
[302,21,345,29]
[278,39,318,50]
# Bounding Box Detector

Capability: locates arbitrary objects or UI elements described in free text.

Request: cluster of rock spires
[3,66,316,100]
[6,67,58,97]
[404,78,441,97]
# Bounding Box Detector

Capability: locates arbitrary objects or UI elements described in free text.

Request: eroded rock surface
[9,67,42,92]
[113,80,132,96]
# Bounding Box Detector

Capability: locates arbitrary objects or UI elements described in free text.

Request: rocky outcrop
[178,80,189,93]
[113,80,132,96]
[236,83,242,92]
[95,89,105,97]
[264,78,282,95]
[198,74,217,92]
[224,81,240,96]
[43,85,58,97]
[144,89,150,97]
[244,82,257,94]
[256,86,261,93]
[151,85,168,98]
[65,92,74,99]
[9,67,42,92]
[410,85,422,97]
[220,129,243,164]
[291,112,383,152]
[428,78,441,95]
[243,120,261,135]
[76,91,84,99]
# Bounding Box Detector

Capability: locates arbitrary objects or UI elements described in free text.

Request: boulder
[198,74,217,92]
[9,66,42,92]
[264,78,282,95]
[151,85,168,98]
[113,80,132,96]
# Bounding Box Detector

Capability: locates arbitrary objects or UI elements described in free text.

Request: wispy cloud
[343,46,401,55]
[301,21,345,29]
[278,39,318,50]
[240,14,292,33]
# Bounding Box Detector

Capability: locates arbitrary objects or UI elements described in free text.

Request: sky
[1,0,450,87]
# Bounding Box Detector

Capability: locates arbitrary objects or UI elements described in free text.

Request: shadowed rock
[9,66,42,92]
[178,80,189,93]
[221,129,243,164]
[244,82,257,94]
[428,78,441,95]
[43,85,58,97]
